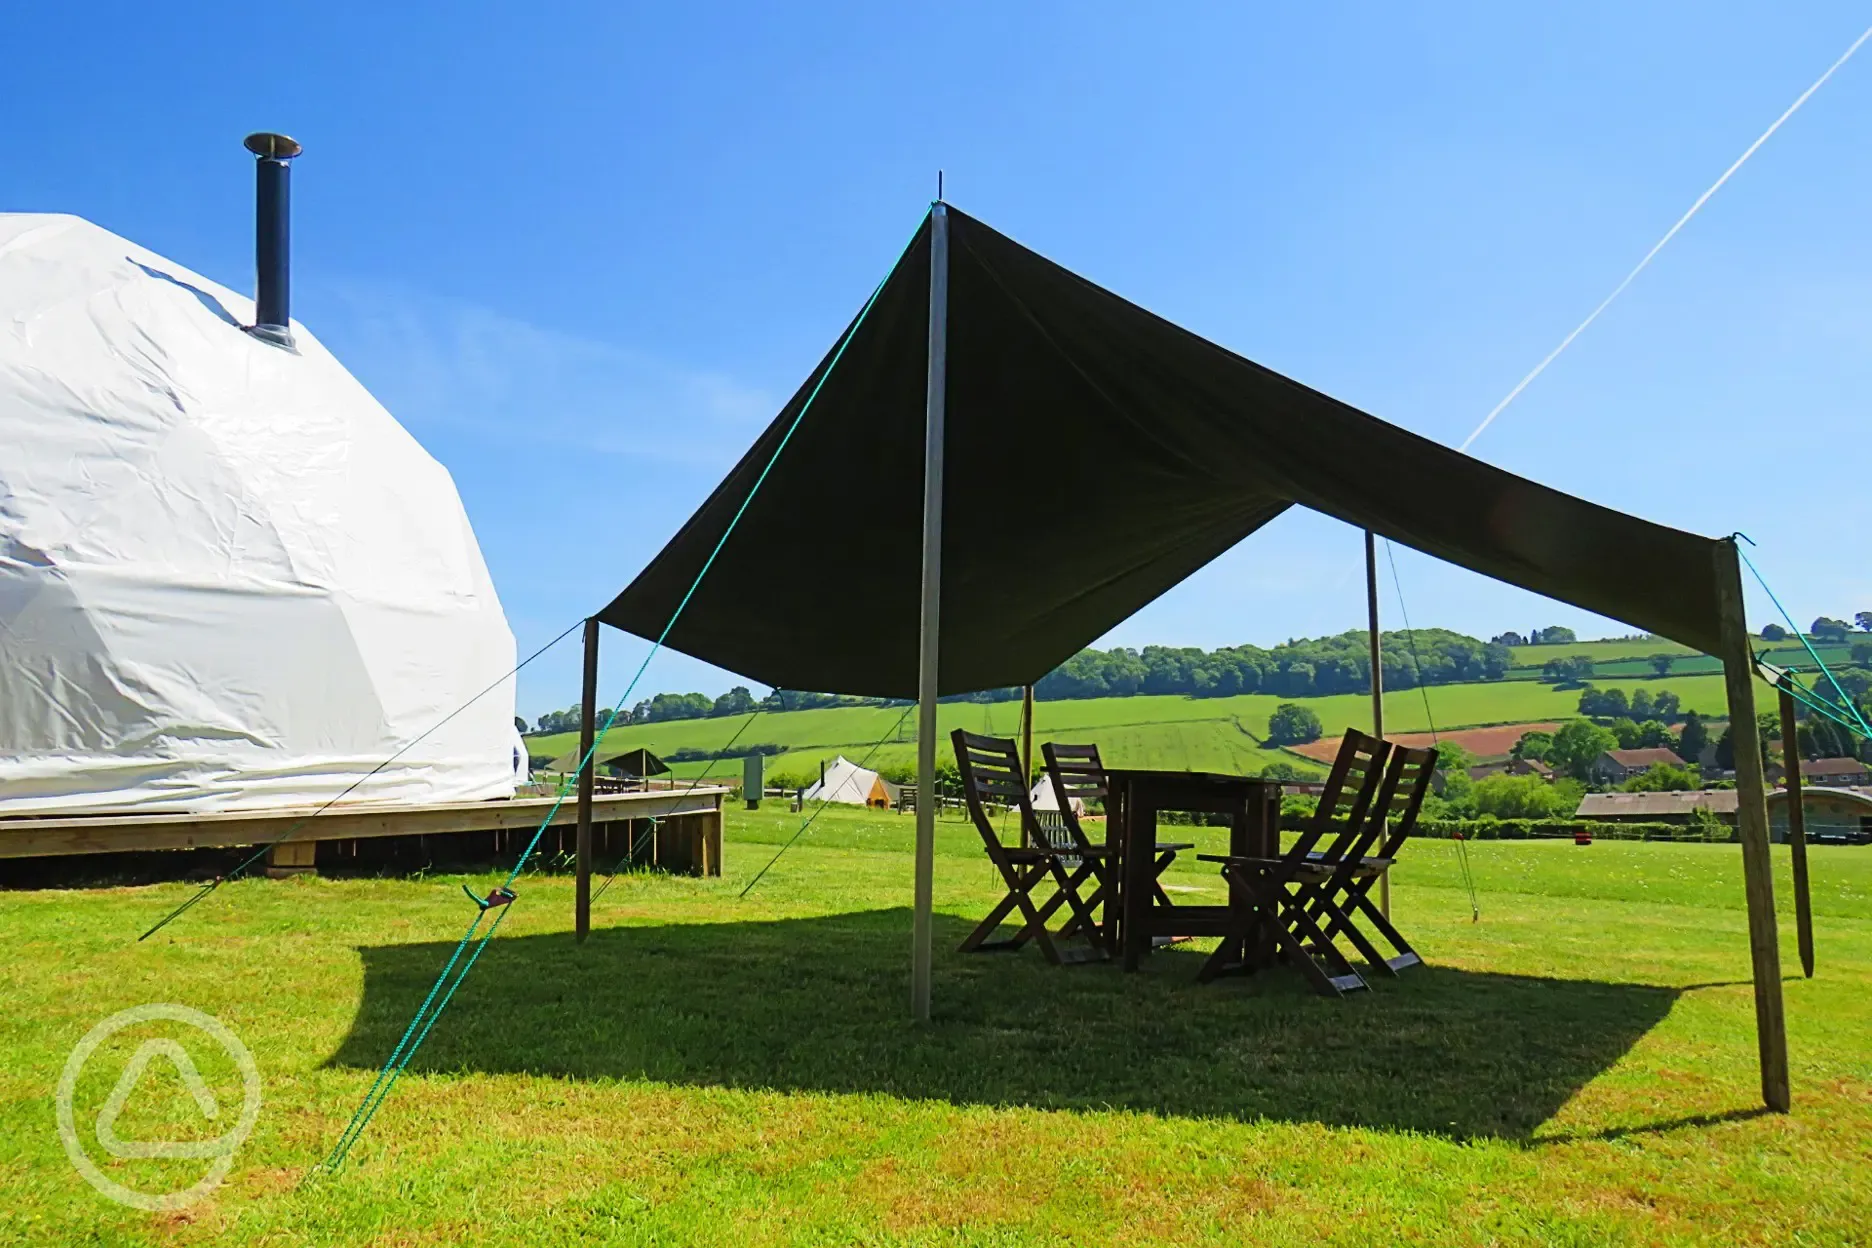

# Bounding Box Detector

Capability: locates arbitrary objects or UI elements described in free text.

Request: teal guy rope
[590,698,770,907]
[140,614,587,943]
[1782,679,1866,737]
[739,702,915,899]
[1383,539,1479,923]
[1736,540,1872,740]
[319,237,916,1175]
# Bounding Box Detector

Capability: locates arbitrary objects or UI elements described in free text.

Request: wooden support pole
[575,616,599,943]
[1021,684,1035,847]
[912,202,949,1023]
[1716,539,1790,1111]
[1778,686,1816,978]
[1366,530,1390,918]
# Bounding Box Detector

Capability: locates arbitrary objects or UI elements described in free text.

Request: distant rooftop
[1798,757,1869,777]
[1602,747,1687,769]
[1577,790,1737,818]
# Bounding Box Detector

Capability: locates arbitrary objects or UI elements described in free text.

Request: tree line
[525,626,1539,734]
[1033,629,1511,702]
[529,685,762,735]
[1762,613,1872,642]
[525,616,1872,738]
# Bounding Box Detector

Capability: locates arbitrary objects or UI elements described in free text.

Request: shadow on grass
[1531,1106,1771,1146]
[329,907,1680,1141]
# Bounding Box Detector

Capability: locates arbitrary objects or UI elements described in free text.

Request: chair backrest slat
[1285,728,1391,867]
[951,729,1041,853]
[1318,740,1439,897]
[1366,743,1439,862]
[1039,741,1108,859]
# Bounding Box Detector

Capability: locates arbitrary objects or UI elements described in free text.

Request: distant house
[1794,757,1872,786]
[1575,790,1738,824]
[1592,747,1687,786]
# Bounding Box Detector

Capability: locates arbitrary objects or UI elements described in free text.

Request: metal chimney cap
[243,132,303,160]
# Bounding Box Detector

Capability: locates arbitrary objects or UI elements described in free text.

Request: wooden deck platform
[0,787,729,875]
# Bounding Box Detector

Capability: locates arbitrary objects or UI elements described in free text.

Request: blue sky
[5,3,1870,720]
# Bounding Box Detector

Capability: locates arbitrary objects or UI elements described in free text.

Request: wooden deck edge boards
[0,789,730,859]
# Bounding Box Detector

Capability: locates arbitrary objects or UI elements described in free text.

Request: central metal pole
[575,617,599,942]
[912,204,949,1023]
[1365,531,1390,918]
[1021,684,1035,848]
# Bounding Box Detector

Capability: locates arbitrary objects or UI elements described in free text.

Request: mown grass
[530,671,1753,780]
[1504,636,1852,680]
[3,807,1868,1245]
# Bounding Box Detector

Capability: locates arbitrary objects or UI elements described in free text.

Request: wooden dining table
[1100,769,1283,971]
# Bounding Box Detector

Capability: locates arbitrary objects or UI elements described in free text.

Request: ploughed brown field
[1291,721,1561,764]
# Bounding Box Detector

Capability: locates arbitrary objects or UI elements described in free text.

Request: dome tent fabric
[0,213,519,813]
[802,756,899,808]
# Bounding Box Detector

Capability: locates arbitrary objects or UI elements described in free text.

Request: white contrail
[1459,21,1872,454]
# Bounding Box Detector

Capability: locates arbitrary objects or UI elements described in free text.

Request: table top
[1101,768,1282,788]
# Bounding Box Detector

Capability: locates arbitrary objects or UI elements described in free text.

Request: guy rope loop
[140,615,586,943]
[317,249,908,1174]
[1736,535,1872,743]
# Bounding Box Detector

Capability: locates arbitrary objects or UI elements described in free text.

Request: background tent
[0,214,519,814]
[1030,776,1086,818]
[546,744,672,778]
[605,747,671,779]
[803,756,899,808]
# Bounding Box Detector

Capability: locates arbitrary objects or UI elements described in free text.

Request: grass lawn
[3,806,1869,1245]
[1504,636,1854,681]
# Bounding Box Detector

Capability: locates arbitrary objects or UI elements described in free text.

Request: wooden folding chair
[952,729,1110,965]
[1304,741,1439,976]
[1041,742,1194,942]
[1196,729,1391,995]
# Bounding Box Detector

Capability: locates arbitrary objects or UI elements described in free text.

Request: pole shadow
[327,907,1682,1141]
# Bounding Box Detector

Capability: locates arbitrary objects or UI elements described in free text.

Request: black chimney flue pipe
[243,132,302,349]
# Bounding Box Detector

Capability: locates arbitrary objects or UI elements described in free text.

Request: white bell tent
[1028,776,1087,818]
[802,756,899,808]
[0,213,521,813]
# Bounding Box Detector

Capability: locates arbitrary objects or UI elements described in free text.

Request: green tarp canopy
[602,207,1727,697]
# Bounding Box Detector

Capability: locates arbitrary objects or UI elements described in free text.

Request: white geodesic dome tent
[0,213,521,814]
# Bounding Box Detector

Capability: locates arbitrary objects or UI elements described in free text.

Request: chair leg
[1301,883,1394,975]
[1196,870,1260,983]
[1350,889,1423,972]
[958,860,1049,954]
[967,857,1106,966]
[1319,880,1424,974]
[1149,849,1179,908]
[1056,860,1109,939]
[1042,858,1110,963]
[1273,891,1368,996]
[1014,860,1103,944]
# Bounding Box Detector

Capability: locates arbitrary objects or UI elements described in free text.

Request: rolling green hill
[527,669,1755,782]
[1505,635,1853,680]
